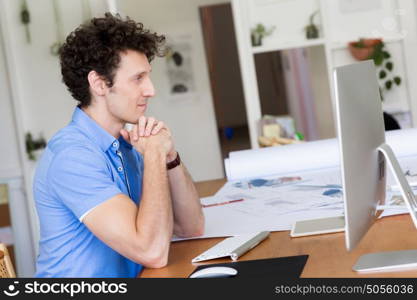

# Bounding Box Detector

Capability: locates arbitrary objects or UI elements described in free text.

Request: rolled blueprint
[225,128,417,181]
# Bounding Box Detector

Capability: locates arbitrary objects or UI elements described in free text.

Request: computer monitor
[334,60,417,272]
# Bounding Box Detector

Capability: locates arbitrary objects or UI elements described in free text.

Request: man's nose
[143,78,155,98]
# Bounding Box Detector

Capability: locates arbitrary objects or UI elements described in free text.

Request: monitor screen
[334,60,417,272]
[334,60,386,251]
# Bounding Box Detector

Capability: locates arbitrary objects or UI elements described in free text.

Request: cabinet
[232,0,417,148]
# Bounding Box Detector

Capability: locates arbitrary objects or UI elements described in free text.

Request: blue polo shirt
[34,107,143,277]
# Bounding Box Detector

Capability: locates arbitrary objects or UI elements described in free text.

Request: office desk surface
[139,179,417,278]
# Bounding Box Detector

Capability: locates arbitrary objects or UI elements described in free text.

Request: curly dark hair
[59,13,165,107]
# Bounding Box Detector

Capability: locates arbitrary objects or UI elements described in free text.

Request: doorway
[200,3,289,158]
[200,3,249,159]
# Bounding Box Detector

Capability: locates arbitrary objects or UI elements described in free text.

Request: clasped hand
[120,116,176,162]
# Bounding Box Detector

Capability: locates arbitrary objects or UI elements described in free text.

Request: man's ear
[87,70,108,97]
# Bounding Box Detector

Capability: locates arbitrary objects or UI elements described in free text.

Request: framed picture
[166,35,196,100]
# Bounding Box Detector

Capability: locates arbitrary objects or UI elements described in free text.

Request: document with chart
[188,167,345,240]
[174,129,417,241]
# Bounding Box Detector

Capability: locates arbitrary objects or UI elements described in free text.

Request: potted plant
[348,38,382,60]
[20,0,31,43]
[348,38,401,95]
[305,10,320,39]
[251,23,276,47]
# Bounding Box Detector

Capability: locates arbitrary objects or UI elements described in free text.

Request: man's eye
[136,76,143,81]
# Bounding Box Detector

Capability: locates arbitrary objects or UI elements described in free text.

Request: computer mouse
[189,266,238,278]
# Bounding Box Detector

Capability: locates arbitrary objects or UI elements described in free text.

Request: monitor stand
[353,143,417,272]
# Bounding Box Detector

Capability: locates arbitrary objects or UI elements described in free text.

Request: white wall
[307,45,335,139]
[1,0,82,141]
[326,0,399,42]
[118,0,225,181]
[326,0,411,118]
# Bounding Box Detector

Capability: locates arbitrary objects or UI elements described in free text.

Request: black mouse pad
[189,255,309,278]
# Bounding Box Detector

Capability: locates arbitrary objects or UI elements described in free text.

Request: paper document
[173,168,346,241]
[174,129,417,241]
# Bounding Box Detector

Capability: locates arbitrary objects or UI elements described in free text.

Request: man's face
[105,50,155,124]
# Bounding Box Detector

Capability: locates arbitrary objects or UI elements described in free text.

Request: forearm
[168,161,204,237]
[136,150,173,265]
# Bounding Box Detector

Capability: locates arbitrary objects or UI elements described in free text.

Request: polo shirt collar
[71,107,118,152]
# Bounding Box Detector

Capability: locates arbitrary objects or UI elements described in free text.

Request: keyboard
[191,231,270,263]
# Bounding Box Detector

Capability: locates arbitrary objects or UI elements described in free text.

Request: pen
[230,231,270,260]
[202,199,244,208]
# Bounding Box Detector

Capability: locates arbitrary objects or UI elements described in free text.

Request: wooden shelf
[330,36,405,50]
[252,38,325,54]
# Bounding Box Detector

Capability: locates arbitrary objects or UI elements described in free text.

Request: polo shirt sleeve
[48,146,122,221]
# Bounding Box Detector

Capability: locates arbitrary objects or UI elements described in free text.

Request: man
[33,13,204,277]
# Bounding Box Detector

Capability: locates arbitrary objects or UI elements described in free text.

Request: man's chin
[126,116,141,125]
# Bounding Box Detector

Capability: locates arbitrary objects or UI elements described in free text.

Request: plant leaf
[383,51,391,59]
[356,39,365,48]
[386,62,393,71]
[379,70,387,79]
[374,42,384,52]
[385,80,392,90]
[373,52,384,66]
[394,76,401,85]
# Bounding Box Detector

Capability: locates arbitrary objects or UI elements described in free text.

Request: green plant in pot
[305,10,319,39]
[251,23,276,47]
[348,38,401,98]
